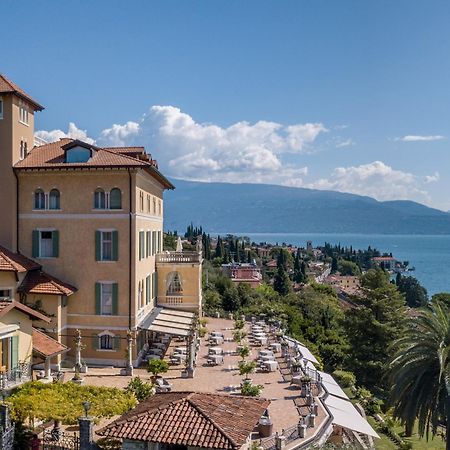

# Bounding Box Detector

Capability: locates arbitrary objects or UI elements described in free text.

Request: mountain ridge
[164,179,450,235]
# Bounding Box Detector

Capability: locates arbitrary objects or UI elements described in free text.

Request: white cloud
[97,105,324,185]
[35,122,95,145]
[425,172,440,183]
[308,161,437,202]
[336,138,355,148]
[395,135,446,142]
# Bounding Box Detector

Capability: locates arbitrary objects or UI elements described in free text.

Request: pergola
[138,308,198,377]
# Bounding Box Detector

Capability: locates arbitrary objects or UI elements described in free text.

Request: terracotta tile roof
[32,328,69,358]
[0,246,41,273]
[19,270,77,296]
[0,301,51,323]
[98,392,270,449]
[14,139,174,189]
[0,74,44,111]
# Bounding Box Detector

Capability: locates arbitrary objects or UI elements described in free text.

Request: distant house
[325,275,361,296]
[256,247,270,258]
[371,256,397,271]
[97,392,270,450]
[265,259,278,269]
[221,263,262,288]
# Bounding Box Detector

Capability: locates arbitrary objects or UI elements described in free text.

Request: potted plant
[237,345,250,361]
[238,360,256,381]
[147,359,169,383]
[240,380,264,397]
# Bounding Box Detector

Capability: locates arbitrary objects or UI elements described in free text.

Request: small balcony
[0,362,32,391]
[156,252,201,264]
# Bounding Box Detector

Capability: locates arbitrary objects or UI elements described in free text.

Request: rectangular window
[33,230,59,258]
[96,231,118,261]
[157,231,162,253]
[139,231,145,260]
[152,272,157,299]
[145,275,151,304]
[139,191,144,211]
[152,231,156,255]
[0,289,12,300]
[95,282,118,316]
[100,334,113,350]
[147,195,151,212]
[146,231,151,257]
[19,106,28,124]
[153,197,156,214]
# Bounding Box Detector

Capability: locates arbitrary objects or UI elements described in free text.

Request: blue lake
[232,233,450,296]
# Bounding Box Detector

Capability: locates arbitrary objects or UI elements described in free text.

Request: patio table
[264,360,278,372]
[175,347,187,354]
[208,347,223,355]
[270,343,282,353]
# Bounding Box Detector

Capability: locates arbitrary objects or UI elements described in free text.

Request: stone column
[44,358,51,380]
[186,333,195,378]
[78,416,94,450]
[125,330,134,376]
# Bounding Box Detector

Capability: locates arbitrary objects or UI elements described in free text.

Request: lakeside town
[0,73,448,450]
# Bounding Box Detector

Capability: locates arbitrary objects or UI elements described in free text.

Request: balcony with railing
[0,362,32,391]
[156,252,201,264]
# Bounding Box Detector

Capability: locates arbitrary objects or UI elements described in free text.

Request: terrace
[83,316,378,449]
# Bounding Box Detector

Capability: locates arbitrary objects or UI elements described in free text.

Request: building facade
[0,75,202,367]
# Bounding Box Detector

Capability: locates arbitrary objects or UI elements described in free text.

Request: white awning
[319,371,349,400]
[325,395,379,438]
[296,343,319,364]
[0,324,19,339]
[138,307,196,338]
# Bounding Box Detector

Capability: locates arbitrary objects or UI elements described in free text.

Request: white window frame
[98,330,115,351]
[0,288,13,301]
[99,281,114,316]
[33,189,61,211]
[19,105,29,125]
[99,230,114,262]
[38,229,56,258]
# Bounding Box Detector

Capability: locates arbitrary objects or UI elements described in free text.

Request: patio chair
[155,378,172,393]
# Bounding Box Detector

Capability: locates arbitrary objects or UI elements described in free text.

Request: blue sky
[2,1,450,210]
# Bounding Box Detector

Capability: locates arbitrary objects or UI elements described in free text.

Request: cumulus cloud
[395,135,446,142]
[308,161,438,202]
[35,122,96,145]
[97,105,324,185]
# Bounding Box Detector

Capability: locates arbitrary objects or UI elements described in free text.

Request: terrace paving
[81,317,329,444]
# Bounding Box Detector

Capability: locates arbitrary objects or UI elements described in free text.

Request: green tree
[331,257,338,274]
[343,269,406,394]
[147,359,169,382]
[431,292,450,309]
[397,275,428,308]
[125,377,154,402]
[238,360,256,380]
[337,259,361,276]
[273,266,291,296]
[388,302,450,444]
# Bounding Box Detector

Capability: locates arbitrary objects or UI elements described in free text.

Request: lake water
[236,233,450,296]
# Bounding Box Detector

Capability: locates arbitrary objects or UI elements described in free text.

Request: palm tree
[388,302,449,448]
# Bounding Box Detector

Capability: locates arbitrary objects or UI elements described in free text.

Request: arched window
[34,189,45,210]
[110,188,122,210]
[94,188,106,209]
[49,189,60,210]
[166,271,183,295]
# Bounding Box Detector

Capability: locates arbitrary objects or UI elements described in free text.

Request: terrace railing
[156,252,201,264]
[0,362,31,391]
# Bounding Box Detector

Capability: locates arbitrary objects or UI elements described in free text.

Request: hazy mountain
[164,179,450,235]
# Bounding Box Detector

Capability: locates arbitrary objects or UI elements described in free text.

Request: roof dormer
[61,140,98,163]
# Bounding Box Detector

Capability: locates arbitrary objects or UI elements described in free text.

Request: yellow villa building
[0,74,202,371]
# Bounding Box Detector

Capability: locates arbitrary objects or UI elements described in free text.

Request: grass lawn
[367,416,446,449]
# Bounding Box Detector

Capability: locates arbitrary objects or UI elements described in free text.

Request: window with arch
[96,331,120,351]
[94,188,106,209]
[49,189,60,210]
[166,271,183,296]
[34,189,45,210]
[109,188,122,209]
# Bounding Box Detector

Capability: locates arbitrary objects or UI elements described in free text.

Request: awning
[32,328,69,358]
[297,343,319,364]
[138,308,196,338]
[319,371,349,400]
[324,395,379,438]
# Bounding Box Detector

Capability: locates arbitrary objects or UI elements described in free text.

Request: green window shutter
[52,230,59,257]
[146,275,150,304]
[154,272,158,299]
[95,231,101,261]
[11,336,19,369]
[113,336,121,350]
[32,230,39,258]
[95,283,101,315]
[112,283,119,315]
[112,231,119,261]
[92,334,99,350]
[146,231,150,258]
